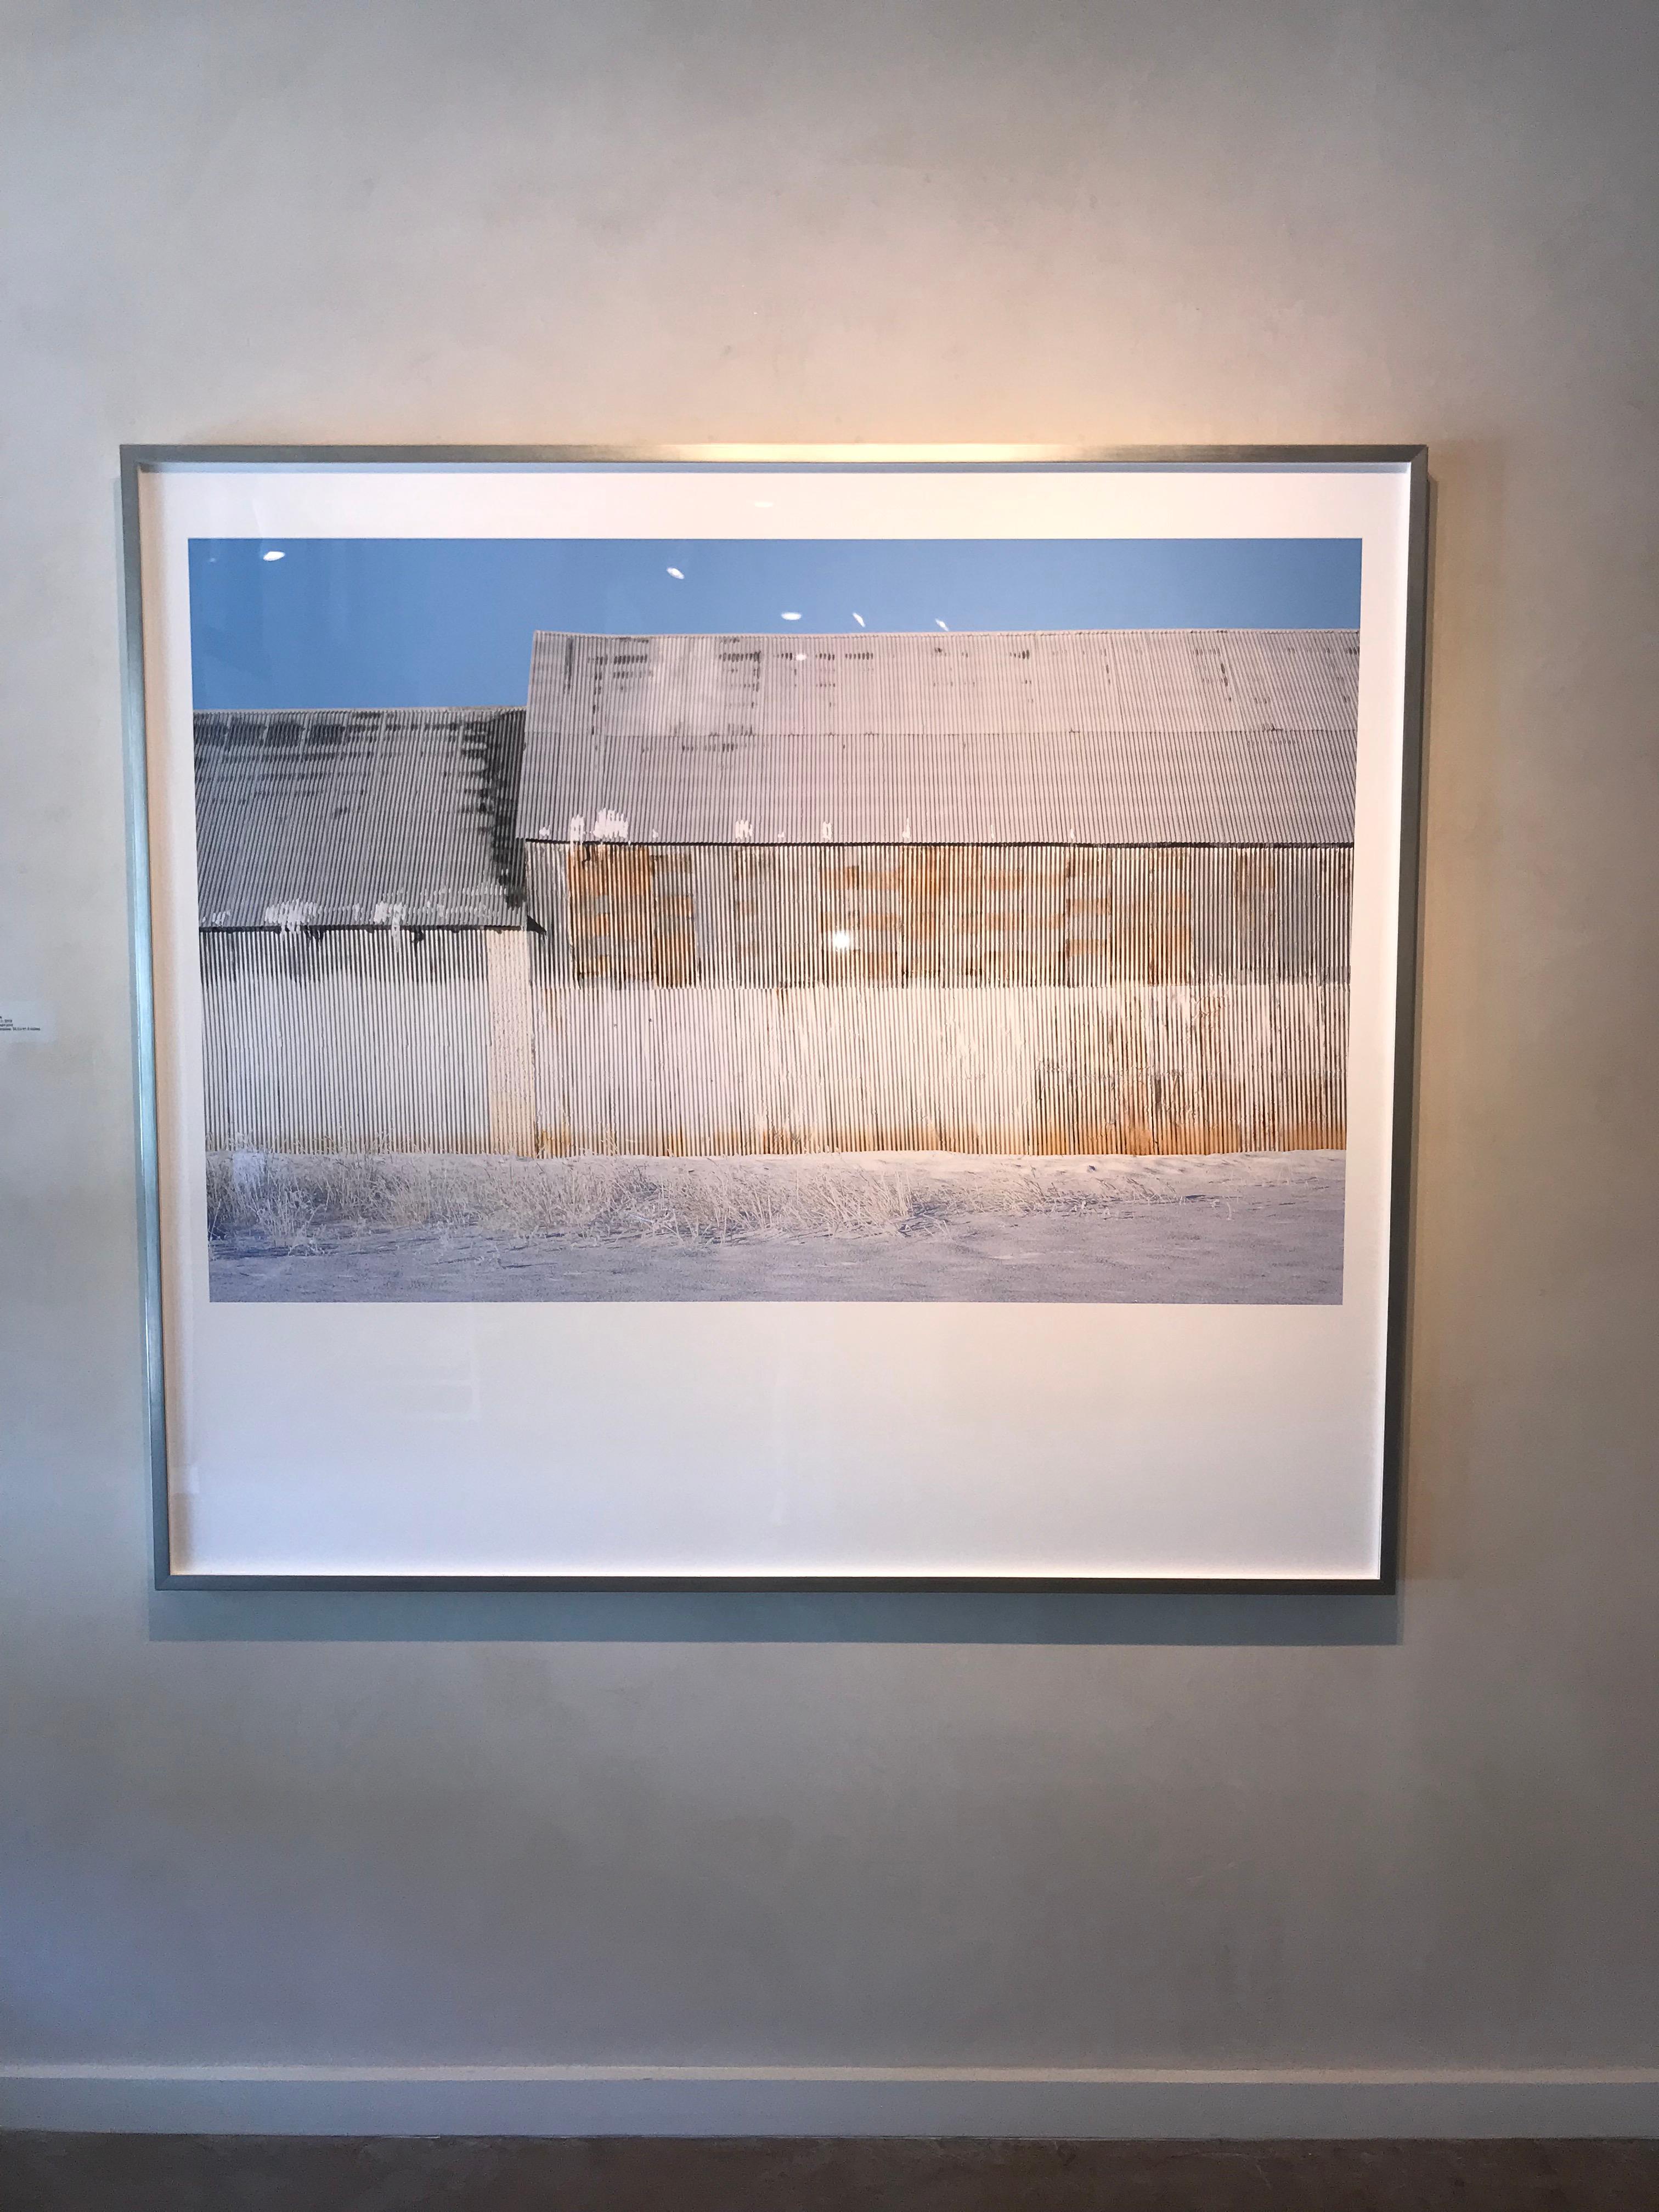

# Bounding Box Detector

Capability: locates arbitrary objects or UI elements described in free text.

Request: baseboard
[3,2063,1657,2138]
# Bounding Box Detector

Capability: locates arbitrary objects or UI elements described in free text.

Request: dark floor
[3,2136,1656,2211]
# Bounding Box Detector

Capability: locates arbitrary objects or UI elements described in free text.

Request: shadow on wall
[148,1586,1401,1648]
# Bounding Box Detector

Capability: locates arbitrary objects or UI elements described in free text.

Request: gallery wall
[2,0,1656,2135]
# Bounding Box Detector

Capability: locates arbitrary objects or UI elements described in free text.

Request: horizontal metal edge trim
[119,443,1427,472]
[153,1576,1390,1594]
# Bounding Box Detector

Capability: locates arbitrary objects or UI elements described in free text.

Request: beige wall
[2,0,1657,2134]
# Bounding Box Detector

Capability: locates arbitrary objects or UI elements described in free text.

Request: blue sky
[188,537,1362,710]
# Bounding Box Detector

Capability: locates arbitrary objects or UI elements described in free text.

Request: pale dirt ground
[208,1149,1346,1304]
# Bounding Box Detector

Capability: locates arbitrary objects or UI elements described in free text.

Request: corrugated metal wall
[200,929,529,1155]
[529,842,1351,989]
[524,843,1351,1156]
[201,848,1351,1160]
[528,978,1347,1157]
[483,930,536,1157]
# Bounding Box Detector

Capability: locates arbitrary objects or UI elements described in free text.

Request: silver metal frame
[120,443,1430,1594]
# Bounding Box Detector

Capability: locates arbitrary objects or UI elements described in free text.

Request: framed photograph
[122,445,1427,1589]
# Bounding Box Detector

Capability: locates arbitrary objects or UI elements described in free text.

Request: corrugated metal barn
[195,628,1357,1161]
[518,628,1358,1157]
[195,707,533,1155]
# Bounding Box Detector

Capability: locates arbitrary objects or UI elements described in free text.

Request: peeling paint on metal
[528,979,1348,1159]
[200,928,504,1154]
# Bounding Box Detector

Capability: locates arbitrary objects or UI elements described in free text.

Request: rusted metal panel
[200,906,1348,1161]
[520,630,1358,845]
[522,833,1353,1158]
[195,708,526,927]
[527,843,1352,991]
[200,928,499,1154]
[201,919,1348,1161]
[528,979,1348,1159]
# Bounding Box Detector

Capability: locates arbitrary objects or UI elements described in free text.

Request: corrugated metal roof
[195,708,526,926]
[520,630,1358,845]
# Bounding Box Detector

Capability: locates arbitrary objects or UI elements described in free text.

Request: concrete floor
[3,2136,1657,2210]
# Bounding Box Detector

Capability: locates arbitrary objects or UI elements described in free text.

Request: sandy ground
[209,1150,1345,1305]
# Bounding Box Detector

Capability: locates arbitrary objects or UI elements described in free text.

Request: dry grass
[203,1147,1231,1254]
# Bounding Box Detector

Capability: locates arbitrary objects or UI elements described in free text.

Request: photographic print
[127,451,1423,1586]
[189,538,1359,1307]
